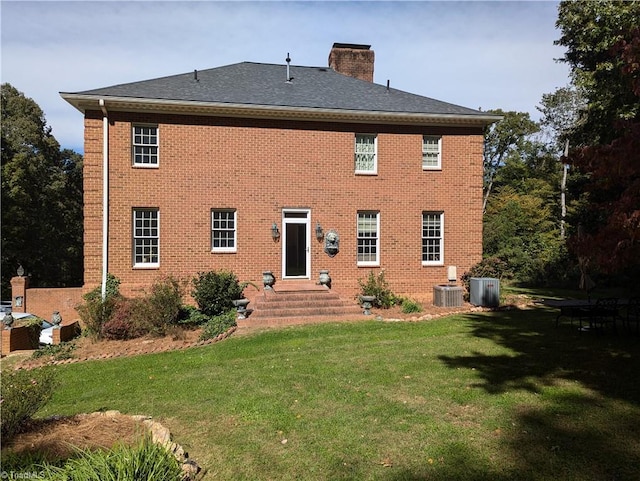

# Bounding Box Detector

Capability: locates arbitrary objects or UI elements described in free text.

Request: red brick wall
[84,111,483,302]
[24,287,82,322]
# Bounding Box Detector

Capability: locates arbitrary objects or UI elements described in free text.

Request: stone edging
[15,326,237,370]
[82,410,201,480]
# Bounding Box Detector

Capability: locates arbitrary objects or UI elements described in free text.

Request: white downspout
[99,99,109,301]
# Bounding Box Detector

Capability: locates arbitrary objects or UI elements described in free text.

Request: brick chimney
[328,43,374,82]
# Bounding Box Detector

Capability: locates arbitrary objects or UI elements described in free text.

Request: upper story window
[133,125,158,167]
[357,211,380,266]
[211,209,237,253]
[133,208,159,267]
[355,134,377,174]
[422,135,441,170]
[422,212,443,265]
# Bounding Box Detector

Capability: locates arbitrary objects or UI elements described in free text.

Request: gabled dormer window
[355,134,377,174]
[133,125,158,167]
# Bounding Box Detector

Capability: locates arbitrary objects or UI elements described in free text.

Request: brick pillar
[10,275,28,313]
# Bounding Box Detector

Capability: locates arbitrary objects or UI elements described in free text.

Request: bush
[32,342,76,360]
[178,305,211,327]
[199,309,237,341]
[37,435,184,481]
[1,368,58,442]
[145,276,185,327]
[401,298,423,314]
[192,270,244,317]
[358,270,398,308]
[76,274,122,339]
[101,298,148,340]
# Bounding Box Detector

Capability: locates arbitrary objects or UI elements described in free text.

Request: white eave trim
[60,93,502,127]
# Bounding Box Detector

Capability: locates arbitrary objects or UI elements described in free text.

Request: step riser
[246,287,363,324]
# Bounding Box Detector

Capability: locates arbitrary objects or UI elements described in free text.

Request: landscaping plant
[358,270,398,308]
[199,309,237,341]
[0,368,58,442]
[192,270,244,317]
[36,435,184,481]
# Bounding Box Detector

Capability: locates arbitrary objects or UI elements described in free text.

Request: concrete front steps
[236,281,367,329]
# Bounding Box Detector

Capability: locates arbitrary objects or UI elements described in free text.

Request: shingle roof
[62,62,500,125]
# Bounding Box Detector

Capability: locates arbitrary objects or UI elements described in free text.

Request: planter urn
[360,295,376,315]
[232,299,251,320]
[262,271,276,290]
[318,270,331,288]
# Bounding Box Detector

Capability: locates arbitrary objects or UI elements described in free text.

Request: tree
[555,0,640,145]
[482,109,540,213]
[553,4,640,274]
[1,83,83,298]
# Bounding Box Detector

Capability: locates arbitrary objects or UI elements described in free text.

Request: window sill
[132,164,159,169]
[422,262,444,267]
[133,264,160,269]
[355,171,378,176]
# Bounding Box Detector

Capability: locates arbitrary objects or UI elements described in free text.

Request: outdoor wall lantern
[271,222,280,241]
[315,222,324,241]
[14,296,23,307]
[17,265,24,277]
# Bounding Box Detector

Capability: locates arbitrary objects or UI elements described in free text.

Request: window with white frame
[133,125,159,166]
[211,209,237,252]
[355,134,377,174]
[422,135,441,170]
[422,212,443,265]
[133,208,159,267]
[357,211,380,265]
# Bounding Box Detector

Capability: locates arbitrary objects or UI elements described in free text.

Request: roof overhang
[60,93,502,127]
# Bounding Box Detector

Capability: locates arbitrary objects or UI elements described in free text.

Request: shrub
[32,342,76,360]
[358,270,398,308]
[37,435,184,481]
[146,276,185,327]
[199,309,237,341]
[192,270,244,317]
[401,298,423,314]
[1,368,58,442]
[76,274,122,339]
[101,298,148,340]
[178,305,211,327]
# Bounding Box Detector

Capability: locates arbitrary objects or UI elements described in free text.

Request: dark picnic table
[540,298,627,331]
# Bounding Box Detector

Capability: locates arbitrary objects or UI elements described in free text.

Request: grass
[20,304,640,480]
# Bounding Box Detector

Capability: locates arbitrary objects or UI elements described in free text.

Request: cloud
[1,1,569,152]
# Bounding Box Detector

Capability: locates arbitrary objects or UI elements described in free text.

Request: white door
[282,209,310,279]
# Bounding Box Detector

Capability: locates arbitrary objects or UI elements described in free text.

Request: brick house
[61,43,499,312]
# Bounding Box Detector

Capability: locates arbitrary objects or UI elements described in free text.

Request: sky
[1,0,570,153]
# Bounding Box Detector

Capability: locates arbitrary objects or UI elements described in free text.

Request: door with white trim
[282,209,310,279]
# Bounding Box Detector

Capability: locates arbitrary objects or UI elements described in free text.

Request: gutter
[99,99,109,301]
[60,94,503,127]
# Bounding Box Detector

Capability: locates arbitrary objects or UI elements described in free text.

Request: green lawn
[35,305,640,480]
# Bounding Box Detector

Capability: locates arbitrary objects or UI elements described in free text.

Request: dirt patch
[3,412,146,462]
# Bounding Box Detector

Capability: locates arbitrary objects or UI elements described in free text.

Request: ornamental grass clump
[0,368,58,442]
[37,435,184,481]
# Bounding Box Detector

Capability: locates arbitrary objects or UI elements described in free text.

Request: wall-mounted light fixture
[14,296,23,307]
[271,222,280,241]
[315,222,324,241]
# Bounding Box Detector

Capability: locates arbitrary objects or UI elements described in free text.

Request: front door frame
[281,208,311,279]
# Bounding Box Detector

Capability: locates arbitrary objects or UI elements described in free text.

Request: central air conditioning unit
[469,277,500,307]
[433,284,464,307]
